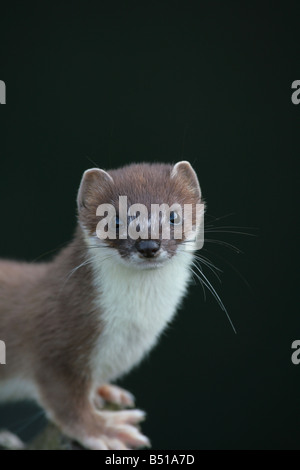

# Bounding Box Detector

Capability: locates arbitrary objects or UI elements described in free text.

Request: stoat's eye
[113,216,122,230]
[169,211,181,225]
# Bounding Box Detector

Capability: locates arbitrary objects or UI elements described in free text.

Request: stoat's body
[0,162,202,450]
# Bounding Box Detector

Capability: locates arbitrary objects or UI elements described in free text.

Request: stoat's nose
[136,240,160,258]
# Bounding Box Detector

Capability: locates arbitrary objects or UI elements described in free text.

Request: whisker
[205,229,257,237]
[205,225,258,231]
[204,239,243,254]
[205,212,236,226]
[191,261,237,334]
[203,247,252,290]
[193,254,223,272]
[65,258,94,282]
[85,155,100,168]
[30,241,69,263]
[193,256,222,284]
[10,409,46,436]
[190,266,206,301]
[59,257,95,295]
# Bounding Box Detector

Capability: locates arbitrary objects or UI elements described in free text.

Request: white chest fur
[89,248,193,385]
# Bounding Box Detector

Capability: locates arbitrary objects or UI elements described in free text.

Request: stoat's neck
[87,242,194,383]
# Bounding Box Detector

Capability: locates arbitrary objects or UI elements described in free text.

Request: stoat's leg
[97,384,135,408]
[38,376,149,450]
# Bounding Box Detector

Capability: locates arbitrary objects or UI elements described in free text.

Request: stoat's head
[77,162,204,269]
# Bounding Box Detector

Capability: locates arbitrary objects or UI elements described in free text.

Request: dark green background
[0,1,299,450]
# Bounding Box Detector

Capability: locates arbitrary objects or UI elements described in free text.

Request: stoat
[0,161,202,450]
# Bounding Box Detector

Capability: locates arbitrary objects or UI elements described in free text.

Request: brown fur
[0,229,101,432]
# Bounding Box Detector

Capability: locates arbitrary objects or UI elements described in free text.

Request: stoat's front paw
[81,409,150,450]
[97,384,135,408]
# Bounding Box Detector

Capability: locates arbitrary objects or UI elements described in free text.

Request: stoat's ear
[171,161,201,200]
[77,168,114,212]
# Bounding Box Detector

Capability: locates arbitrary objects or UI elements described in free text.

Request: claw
[98,384,135,408]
